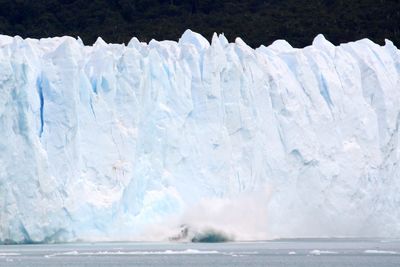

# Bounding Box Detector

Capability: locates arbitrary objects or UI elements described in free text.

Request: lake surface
[1,239,400,266]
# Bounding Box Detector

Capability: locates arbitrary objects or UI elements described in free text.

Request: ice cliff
[1,30,400,243]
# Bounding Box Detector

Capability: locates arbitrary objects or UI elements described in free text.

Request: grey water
[1,239,400,266]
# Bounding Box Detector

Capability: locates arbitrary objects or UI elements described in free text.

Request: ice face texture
[1,30,400,243]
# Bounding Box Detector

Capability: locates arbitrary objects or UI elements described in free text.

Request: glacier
[1,30,400,243]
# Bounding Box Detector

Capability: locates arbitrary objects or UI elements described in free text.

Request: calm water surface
[1,239,400,266]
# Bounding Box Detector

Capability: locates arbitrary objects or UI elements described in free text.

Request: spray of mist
[139,185,272,242]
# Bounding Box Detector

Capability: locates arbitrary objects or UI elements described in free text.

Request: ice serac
[1,30,400,243]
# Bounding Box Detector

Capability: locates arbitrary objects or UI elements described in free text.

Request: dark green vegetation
[0,0,398,47]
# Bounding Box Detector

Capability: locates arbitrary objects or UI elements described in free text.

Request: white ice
[0,30,400,243]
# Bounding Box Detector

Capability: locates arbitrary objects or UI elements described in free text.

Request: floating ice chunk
[0,253,21,256]
[364,250,398,254]
[309,250,338,255]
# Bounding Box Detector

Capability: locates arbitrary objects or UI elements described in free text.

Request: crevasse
[0,30,400,243]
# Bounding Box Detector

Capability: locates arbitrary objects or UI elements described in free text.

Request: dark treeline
[0,0,398,48]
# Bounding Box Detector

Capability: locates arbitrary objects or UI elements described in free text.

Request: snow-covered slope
[1,30,400,243]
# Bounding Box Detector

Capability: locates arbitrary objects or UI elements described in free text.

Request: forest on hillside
[0,0,398,48]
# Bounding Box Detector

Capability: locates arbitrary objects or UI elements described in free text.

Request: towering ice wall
[1,30,400,243]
